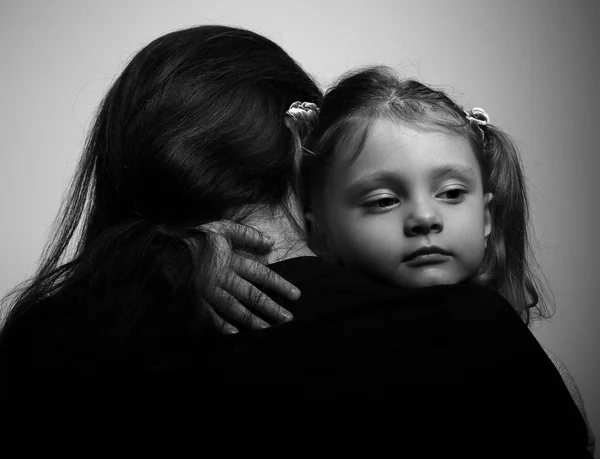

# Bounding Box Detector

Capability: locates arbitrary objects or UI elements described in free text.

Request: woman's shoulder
[542,346,596,456]
[542,348,584,409]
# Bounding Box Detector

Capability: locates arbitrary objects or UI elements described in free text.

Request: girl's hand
[199,221,300,334]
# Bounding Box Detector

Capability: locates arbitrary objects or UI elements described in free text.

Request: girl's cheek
[349,227,391,262]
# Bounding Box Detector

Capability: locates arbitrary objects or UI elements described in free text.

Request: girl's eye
[438,188,466,201]
[364,196,399,209]
[377,198,398,208]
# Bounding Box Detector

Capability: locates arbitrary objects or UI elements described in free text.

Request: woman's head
[83,25,321,242]
[2,25,322,339]
[304,66,548,322]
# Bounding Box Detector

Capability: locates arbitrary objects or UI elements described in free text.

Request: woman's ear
[483,193,493,247]
[305,211,341,264]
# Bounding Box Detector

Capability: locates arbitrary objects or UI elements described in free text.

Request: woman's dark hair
[1,25,322,361]
[303,66,551,324]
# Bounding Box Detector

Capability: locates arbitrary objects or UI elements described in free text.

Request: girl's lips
[403,246,452,263]
[404,252,451,266]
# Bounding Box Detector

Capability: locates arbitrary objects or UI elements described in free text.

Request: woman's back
[6,257,589,458]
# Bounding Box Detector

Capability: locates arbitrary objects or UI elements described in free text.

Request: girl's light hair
[303,66,553,325]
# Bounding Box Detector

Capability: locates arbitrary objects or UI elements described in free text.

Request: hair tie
[465,107,489,125]
[465,107,489,139]
[286,101,319,120]
[285,101,319,139]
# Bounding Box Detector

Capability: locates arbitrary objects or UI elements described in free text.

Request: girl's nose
[404,201,443,237]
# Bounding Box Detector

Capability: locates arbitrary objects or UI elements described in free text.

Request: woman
[0,23,320,455]
[0,26,591,458]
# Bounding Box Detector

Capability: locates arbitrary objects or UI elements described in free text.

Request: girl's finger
[233,255,301,301]
[224,274,293,323]
[210,287,271,330]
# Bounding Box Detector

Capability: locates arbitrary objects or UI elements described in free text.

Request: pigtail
[476,126,552,323]
[283,101,320,237]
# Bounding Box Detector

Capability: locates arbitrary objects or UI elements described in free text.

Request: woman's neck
[238,204,316,265]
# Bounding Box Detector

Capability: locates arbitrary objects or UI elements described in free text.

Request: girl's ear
[483,193,493,246]
[305,211,341,264]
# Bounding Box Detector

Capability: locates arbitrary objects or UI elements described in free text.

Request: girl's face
[308,118,492,288]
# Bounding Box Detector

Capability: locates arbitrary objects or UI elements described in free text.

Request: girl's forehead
[343,118,478,172]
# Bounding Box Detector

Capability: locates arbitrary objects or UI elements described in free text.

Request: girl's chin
[354,264,472,290]
[388,268,471,289]
[397,279,456,289]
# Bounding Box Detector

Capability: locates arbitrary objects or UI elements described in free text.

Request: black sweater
[2,257,590,458]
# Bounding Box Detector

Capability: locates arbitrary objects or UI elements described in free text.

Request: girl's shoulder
[542,346,596,456]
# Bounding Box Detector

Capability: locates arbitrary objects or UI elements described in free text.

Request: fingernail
[290,288,301,299]
[227,326,239,334]
[281,311,293,322]
[259,321,270,329]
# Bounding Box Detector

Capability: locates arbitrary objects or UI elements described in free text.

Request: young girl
[300,66,543,323]
[290,65,594,453]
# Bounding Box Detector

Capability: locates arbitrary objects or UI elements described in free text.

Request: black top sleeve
[128,257,591,458]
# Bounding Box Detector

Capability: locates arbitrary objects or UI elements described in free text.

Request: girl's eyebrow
[345,171,402,196]
[430,164,477,181]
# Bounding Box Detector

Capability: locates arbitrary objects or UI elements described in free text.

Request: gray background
[1,0,598,453]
